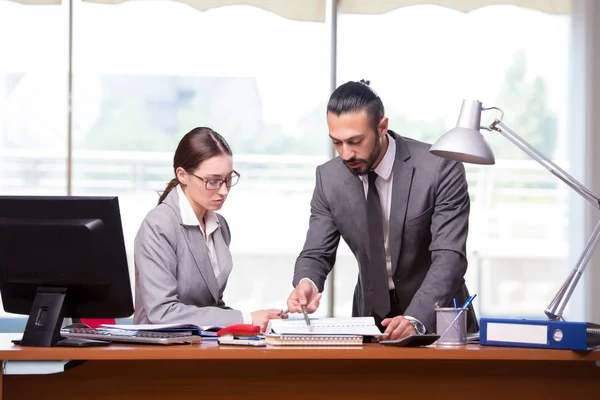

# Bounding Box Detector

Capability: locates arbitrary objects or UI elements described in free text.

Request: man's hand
[381,316,416,340]
[251,309,283,333]
[286,280,322,314]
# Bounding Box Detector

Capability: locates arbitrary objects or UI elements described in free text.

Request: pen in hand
[301,305,312,331]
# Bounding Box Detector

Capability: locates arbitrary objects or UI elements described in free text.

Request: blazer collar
[372,132,396,181]
[176,185,220,237]
[388,130,414,275]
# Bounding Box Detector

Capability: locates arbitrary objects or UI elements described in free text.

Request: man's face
[327,109,388,175]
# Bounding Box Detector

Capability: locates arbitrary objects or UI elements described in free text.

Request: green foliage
[387,113,446,145]
[486,50,558,160]
[76,51,556,161]
[85,98,178,152]
[82,76,329,155]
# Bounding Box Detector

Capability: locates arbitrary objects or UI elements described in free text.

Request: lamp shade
[430,99,496,165]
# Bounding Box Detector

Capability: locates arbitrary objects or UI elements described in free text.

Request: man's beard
[343,137,381,175]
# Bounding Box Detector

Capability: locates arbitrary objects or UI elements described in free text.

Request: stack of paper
[264,317,383,346]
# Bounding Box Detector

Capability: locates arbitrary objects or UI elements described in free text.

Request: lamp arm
[544,219,600,319]
[494,120,600,210]
[492,120,600,320]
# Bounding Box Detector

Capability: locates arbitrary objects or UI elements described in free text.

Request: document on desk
[100,323,223,336]
[266,317,383,336]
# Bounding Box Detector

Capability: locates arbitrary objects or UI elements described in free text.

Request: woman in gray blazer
[133,127,283,331]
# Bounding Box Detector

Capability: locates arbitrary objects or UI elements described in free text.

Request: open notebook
[265,317,383,346]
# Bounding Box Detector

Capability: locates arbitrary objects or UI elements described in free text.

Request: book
[264,316,383,346]
[266,316,383,336]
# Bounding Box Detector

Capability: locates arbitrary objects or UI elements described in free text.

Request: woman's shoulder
[139,202,181,236]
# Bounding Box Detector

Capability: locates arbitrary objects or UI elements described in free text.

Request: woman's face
[176,154,235,213]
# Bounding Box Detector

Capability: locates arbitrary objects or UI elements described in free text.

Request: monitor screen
[0,196,134,346]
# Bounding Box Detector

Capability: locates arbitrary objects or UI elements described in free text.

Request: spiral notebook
[265,334,363,346]
[264,317,383,346]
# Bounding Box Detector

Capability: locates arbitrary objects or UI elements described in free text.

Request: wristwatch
[404,316,427,335]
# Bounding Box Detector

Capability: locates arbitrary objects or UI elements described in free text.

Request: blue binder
[480,317,600,350]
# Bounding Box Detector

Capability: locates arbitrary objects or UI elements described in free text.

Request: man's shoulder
[401,136,437,161]
[399,135,462,171]
[316,156,346,177]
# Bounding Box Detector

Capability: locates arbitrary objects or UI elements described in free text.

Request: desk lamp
[430,99,600,322]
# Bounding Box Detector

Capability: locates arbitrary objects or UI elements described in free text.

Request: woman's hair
[158,127,232,205]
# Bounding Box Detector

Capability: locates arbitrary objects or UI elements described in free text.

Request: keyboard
[60,327,202,345]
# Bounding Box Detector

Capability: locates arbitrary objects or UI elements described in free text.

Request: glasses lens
[205,179,221,190]
[228,173,240,187]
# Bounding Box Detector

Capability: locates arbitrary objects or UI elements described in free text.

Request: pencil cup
[435,307,467,346]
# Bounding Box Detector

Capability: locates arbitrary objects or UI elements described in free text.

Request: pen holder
[435,307,467,346]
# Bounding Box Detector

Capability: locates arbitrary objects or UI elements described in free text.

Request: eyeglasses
[190,170,240,190]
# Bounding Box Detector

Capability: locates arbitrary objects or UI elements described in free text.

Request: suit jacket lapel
[213,229,233,290]
[389,133,414,275]
[182,226,220,302]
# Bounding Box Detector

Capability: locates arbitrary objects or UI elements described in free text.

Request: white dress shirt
[358,133,396,291]
[177,185,252,324]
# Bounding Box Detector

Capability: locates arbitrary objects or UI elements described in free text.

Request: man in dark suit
[286,80,478,339]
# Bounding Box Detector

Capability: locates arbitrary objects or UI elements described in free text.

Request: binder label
[487,322,548,344]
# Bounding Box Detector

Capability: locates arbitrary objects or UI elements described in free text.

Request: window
[0,0,68,325]
[72,2,330,316]
[0,0,576,330]
[337,5,570,318]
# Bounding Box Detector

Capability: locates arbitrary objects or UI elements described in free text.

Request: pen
[461,294,477,309]
[453,298,460,340]
[301,305,311,330]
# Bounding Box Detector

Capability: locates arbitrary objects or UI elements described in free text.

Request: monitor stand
[19,286,110,347]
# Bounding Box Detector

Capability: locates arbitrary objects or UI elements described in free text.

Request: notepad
[266,316,383,336]
[265,334,363,346]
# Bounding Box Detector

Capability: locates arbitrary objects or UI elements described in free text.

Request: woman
[133,127,282,331]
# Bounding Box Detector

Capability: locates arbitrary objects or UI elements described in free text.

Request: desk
[0,333,599,399]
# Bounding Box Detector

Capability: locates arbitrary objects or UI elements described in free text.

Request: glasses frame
[190,170,241,191]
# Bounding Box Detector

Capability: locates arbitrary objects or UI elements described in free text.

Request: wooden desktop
[0,333,598,399]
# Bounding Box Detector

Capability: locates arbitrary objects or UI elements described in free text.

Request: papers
[266,317,383,336]
[263,317,382,346]
[99,323,223,335]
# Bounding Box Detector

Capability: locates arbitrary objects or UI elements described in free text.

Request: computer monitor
[0,195,134,347]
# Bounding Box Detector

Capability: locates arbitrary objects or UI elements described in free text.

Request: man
[286,80,478,339]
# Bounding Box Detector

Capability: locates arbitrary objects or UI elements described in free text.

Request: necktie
[366,171,391,319]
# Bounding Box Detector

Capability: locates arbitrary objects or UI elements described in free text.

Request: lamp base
[479,317,600,351]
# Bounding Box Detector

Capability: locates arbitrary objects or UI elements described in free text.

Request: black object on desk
[380,334,440,347]
[0,195,134,348]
